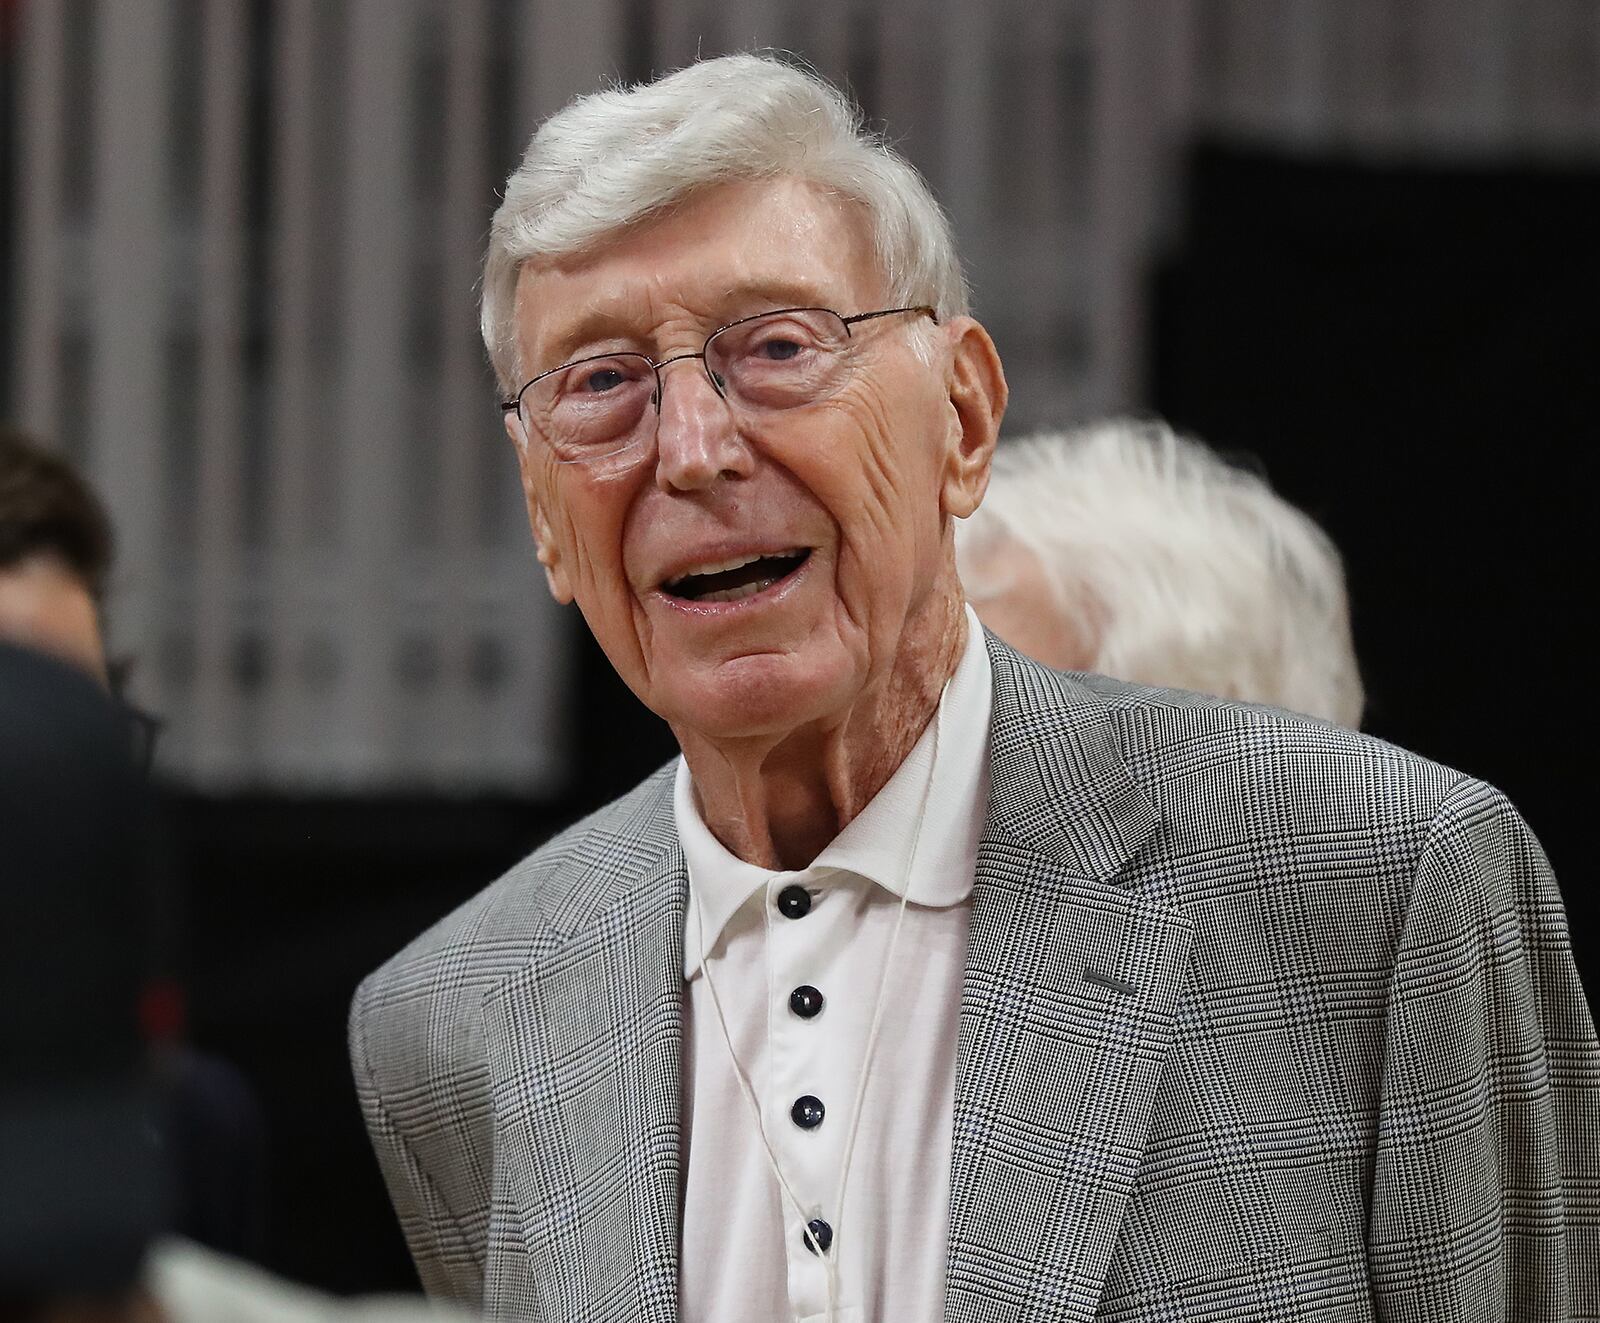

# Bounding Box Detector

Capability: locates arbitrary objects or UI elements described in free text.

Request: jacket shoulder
[1079,669,1466,821]
[349,761,678,1074]
[1067,674,1527,984]
[983,639,1486,883]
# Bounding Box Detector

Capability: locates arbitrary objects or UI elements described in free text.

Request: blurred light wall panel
[16,0,66,446]
[90,2,170,668]
[11,0,1599,793]
[193,0,250,782]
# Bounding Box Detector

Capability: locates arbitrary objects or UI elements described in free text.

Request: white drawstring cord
[690,704,943,1323]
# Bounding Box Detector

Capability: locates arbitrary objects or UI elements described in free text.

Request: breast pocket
[1097,1231,1373,1321]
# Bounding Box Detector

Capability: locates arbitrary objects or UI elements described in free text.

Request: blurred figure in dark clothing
[0,644,475,1321]
[0,642,171,1316]
[0,429,266,1260]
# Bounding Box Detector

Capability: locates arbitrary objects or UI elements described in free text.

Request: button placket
[768,869,843,1319]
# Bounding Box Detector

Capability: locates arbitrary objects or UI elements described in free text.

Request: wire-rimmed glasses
[501,305,937,466]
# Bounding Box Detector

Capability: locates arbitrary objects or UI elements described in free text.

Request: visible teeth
[666,548,803,592]
[698,579,773,604]
[689,553,765,578]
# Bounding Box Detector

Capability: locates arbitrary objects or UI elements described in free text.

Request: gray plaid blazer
[351,637,1600,1321]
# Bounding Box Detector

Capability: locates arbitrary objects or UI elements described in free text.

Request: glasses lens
[522,353,656,462]
[707,310,852,412]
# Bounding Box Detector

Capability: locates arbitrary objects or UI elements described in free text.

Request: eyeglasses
[501,305,937,466]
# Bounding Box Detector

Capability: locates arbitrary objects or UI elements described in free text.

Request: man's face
[508,177,996,742]
[0,554,108,685]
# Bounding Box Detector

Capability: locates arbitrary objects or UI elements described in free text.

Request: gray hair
[958,419,1365,728]
[481,53,968,392]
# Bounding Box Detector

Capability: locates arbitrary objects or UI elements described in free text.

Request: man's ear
[529,500,575,604]
[940,317,1007,519]
[507,409,575,605]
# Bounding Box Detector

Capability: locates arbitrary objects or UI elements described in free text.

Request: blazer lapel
[946,642,1195,1323]
[482,822,687,1323]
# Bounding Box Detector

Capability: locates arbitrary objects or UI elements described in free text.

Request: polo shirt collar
[678,605,993,978]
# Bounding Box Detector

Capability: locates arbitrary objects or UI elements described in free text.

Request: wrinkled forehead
[512,178,889,371]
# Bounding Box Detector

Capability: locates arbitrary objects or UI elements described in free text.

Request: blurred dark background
[4,0,1597,1294]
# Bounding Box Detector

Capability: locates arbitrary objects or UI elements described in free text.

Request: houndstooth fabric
[351,636,1600,1321]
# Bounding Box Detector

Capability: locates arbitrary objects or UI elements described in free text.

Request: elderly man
[350,55,1598,1323]
[958,419,1365,727]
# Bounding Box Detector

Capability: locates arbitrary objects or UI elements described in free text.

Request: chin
[664,650,856,743]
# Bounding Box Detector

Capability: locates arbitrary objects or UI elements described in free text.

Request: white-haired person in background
[958,418,1365,727]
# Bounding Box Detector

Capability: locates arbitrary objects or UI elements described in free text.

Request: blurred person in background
[0,644,478,1323]
[957,418,1364,726]
[0,643,167,1322]
[0,427,265,1258]
[0,429,113,686]
[350,54,1597,1322]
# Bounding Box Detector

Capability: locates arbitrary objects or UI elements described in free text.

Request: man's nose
[652,356,754,492]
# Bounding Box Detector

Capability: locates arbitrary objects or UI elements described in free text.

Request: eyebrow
[536,309,645,372]
[533,279,850,373]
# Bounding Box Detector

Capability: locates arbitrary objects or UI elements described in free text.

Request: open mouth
[662,549,811,604]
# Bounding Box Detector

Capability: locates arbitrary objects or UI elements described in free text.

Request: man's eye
[579,367,628,393]
[752,336,804,362]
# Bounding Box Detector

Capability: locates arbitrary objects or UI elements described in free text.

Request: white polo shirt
[676,608,993,1323]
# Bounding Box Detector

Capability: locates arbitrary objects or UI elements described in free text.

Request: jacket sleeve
[349,977,486,1307]
[1368,776,1600,1322]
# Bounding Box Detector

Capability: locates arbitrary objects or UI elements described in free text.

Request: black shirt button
[776,884,812,919]
[790,1095,825,1129]
[789,985,824,1019]
[804,1218,833,1254]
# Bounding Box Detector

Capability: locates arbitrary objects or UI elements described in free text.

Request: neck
[677,584,968,870]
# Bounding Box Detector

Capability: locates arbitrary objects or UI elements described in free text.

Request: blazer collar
[945,637,1194,1323]
[980,632,1161,883]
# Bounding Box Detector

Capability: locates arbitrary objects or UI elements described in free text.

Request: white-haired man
[350,55,1598,1323]
[958,419,1365,726]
